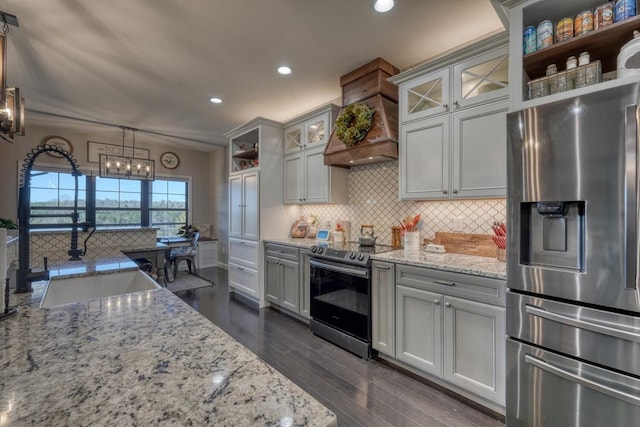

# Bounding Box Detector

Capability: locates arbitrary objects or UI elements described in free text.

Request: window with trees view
[29,170,188,236]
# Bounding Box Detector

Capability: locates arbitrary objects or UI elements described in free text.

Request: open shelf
[523,15,640,79]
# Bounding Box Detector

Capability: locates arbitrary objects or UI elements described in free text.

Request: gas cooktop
[309,242,399,267]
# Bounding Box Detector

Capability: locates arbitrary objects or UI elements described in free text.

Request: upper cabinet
[391,33,509,201]
[230,128,260,173]
[503,0,640,110]
[395,35,509,124]
[283,104,348,205]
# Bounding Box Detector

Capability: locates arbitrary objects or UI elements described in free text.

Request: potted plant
[0,218,18,238]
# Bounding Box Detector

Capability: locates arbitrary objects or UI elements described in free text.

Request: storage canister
[537,20,554,49]
[546,64,558,75]
[575,10,594,36]
[579,51,591,66]
[556,17,574,42]
[615,0,636,22]
[523,26,537,54]
[595,3,615,29]
[567,56,578,69]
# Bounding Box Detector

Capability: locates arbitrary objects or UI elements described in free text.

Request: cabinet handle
[442,189,448,195]
[453,101,460,109]
[376,266,391,270]
[453,189,458,194]
[434,279,455,286]
[445,302,452,308]
[434,299,440,305]
[443,103,449,111]
[237,266,245,271]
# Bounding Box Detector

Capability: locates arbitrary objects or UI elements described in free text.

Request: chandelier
[98,127,155,181]
[0,10,23,143]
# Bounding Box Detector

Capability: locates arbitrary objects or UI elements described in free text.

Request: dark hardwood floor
[176,268,504,427]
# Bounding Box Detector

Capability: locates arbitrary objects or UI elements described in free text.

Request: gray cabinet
[392,33,509,201]
[283,104,347,204]
[396,284,442,376]
[371,261,395,357]
[394,264,506,406]
[399,100,507,200]
[300,250,311,319]
[443,295,505,404]
[264,243,300,313]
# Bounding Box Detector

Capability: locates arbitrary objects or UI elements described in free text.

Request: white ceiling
[3,0,504,151]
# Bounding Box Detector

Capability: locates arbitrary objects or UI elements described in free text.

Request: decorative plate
[160,152,180,169]
[43,136,73,158]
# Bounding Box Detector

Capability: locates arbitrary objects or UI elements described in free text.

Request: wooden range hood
[324,58,400,168]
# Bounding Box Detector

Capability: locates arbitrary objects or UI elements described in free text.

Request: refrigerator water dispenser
[519,201,585,271]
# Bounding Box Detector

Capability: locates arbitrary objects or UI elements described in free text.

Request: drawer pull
[376,266,391,270]
[445,302,452,308]
[434,279,455,286]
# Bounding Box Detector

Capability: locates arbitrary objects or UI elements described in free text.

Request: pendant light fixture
[0,10,23,143]
[98,127,155,181]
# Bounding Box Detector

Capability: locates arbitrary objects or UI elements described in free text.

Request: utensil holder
[497,248,506,262]
[403,231,420,252]
[333,231,344,243]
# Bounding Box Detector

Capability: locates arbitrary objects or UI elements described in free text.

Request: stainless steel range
[308,242,396,359]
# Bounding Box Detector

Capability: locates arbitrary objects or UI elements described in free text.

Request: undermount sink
[40,270,161,308]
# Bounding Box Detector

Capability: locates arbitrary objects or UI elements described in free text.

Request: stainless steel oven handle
[624,104,638,290]
[524,354,640,406]
[525,304,640,343]
[309,259,369,278]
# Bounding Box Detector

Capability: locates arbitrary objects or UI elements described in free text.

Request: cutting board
[429,232,497,258]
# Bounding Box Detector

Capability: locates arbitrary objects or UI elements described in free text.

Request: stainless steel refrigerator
[506,82,640,427]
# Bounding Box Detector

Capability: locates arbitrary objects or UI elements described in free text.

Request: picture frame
[43,136,73,158]
[290,221,308,238]
[87,140,150,163]
[160,152,180,169]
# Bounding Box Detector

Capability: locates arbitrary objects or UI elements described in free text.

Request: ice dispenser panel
[520,201,585,271]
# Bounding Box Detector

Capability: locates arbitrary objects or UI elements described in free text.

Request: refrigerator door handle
[525,304,640,343]
[524,354,640,406]
[624,104,639,290]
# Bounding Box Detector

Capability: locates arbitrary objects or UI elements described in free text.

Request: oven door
[309,258,370,341]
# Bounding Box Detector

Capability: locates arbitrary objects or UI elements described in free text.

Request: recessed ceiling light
[277,66,292,75]
[209,97,222,104]
[374,0,394,12]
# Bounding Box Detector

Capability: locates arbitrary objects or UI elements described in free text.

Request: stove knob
[357,253,365,261]
[311,247,317,253]
[317,247,324,254]
[349,253,357,260]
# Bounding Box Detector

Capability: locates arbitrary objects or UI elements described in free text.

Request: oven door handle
[524,354,640,406]
[309,259,369,278]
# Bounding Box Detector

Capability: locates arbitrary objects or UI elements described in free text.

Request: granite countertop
[372,250,506,280]
[264,238,506,280]
[0,261,337,426]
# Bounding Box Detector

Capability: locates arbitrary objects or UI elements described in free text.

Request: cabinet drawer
[265,243,299,262]
[229,238,258,269]
[229,262,258,297]
[396,264,505,306]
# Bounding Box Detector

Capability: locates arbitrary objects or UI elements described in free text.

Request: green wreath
[335,103,375,147]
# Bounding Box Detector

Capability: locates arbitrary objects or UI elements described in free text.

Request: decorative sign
[87,140,150,163]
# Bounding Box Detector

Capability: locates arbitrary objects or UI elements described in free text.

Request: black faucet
[16,144,86,293]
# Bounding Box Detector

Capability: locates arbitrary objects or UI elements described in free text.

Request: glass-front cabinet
[284,125,303,154]
[401,69,450,122]
[397,37,509,124]
[453,48,509,109]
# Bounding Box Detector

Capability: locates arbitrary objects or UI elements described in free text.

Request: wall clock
[160,152,180,169]
[43,136,73,158]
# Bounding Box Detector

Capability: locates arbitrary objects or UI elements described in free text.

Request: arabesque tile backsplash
[300,161,506,246]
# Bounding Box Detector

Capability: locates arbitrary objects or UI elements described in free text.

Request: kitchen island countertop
[0,260,337,426]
